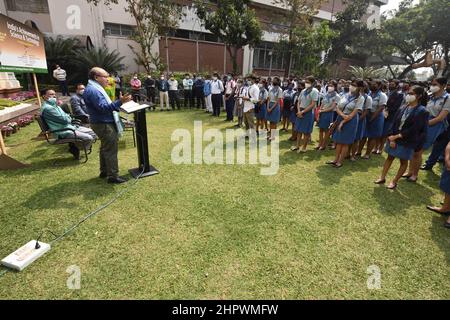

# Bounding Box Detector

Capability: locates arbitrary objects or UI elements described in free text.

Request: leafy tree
[376,0,450,78]
[326,0,375,64]
[87,0,182,73]
[285,21,335,77]
[195,0,263,74]
[271,0,325,77]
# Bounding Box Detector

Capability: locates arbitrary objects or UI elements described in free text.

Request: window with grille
[5,0,49,13]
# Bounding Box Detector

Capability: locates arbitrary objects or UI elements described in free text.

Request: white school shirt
[243,84,260,113]
[211,79,224,94]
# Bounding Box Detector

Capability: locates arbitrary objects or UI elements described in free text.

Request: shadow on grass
[371,181,435,215]
[22,178,115,211]
[430,216,450,265]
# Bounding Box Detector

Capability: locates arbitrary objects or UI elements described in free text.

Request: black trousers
[169,90,180,109]
[194,88,205,108]
[183,89,194,108]
[212,94,222,116]
[146,87,156,104]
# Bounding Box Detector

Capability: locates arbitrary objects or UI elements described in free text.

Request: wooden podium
[120,101,159,179]
[0,133,29,170]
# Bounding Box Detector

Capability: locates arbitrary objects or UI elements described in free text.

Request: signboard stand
[0,13,46,170]
[0,133,28,170]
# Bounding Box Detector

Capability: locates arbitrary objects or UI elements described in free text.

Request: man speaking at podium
[84,67,132,184]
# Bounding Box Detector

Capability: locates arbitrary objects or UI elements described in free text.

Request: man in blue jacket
[83,67,132,184]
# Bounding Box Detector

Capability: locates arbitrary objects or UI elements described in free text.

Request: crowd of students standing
[123,71,450,229]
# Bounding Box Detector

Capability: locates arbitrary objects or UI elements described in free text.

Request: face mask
[405,94,416,104]
[399,83,404,88]
[258,84,263,88]
[213,77,218,81]
[161,77,164,80]
[47,97,57,105]
[328,87,335,93]
[305,83,312,89]
[349,85,357,93]
[78,90,85,96]
[430,85,440,93]
[148,76,151,78]
[134,77,138,80]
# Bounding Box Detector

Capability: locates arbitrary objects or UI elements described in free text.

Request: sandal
[333,163,343,168]
[426,205,450,216]
[326,160,337,165]
[407,177,418,183]
[387,182,397,190]
[361,155,370,160]
[402,174,412,179]
[290,146,299,151]
[374,179,386,185]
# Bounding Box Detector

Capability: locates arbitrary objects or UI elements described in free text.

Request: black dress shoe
[444,222,450,229]
[107,176,129,184]
[99,172,107,179]
[420,164,433,171]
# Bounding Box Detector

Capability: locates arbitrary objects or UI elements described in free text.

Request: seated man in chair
[70,83,90,124]
[41,89,97,159]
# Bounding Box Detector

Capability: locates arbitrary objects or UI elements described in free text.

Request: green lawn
[0,109,449,299]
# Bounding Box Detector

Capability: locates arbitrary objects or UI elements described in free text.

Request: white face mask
[430,85,440,93]
[213,77,218,81]
[305,83,312,89]
[328,87,335,93]
[78,90,85,96]
[349,85,357,93]
[405,94,416,104]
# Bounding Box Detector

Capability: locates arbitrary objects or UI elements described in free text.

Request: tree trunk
[227,46,240,75]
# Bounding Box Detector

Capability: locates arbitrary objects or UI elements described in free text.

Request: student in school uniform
[403,77,450,182]
[317,80,340,151]
[203,75,213,113]
[288,81,305,142]
[326,80,365,168]
[211,73,224,117]
[256,78,269,134]
[266,77,283,141]
[353,82,373,159]
[235,79,247,128]
[281,83,295,132]
[374,86,429,189]
[381,80,404,145]
[363,80,388,159]
[290,76,319,153]
[427,140,450,229]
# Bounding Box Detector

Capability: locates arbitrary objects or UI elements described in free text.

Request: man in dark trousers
[210,73,224,117]
[193,75,205,109]
[83,67,132,184]
[144,74,156,110]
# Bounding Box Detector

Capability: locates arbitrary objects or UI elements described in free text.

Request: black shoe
[99,172,107,179]
[107,176,129,184]
[444,222,450,229]
[69,146,80,160]
[420,164,433,171]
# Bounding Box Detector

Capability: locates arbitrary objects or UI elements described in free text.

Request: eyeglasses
[97,74,109,78]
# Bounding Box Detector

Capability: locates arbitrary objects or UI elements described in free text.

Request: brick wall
[159,38,244,74]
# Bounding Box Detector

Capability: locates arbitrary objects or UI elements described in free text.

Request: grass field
[0,109,449,299]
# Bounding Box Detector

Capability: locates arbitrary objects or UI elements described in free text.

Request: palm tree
[43,36,81,83]
[74,47,126,77]
[348,66,387,79]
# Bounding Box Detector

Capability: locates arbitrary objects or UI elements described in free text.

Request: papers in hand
[120,101,149,114]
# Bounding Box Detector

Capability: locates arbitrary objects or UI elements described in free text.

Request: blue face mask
[47,97,57,106]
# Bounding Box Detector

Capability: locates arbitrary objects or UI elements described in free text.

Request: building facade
[0,0,388,76]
